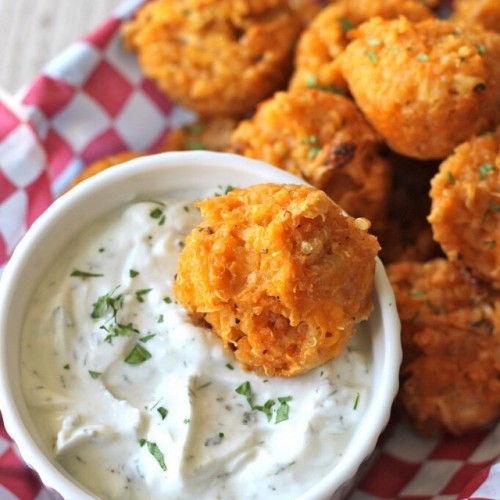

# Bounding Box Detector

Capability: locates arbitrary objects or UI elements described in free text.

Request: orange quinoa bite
[339,17,500,160]
[387,258,500,436]
[123,0,302,117]
[429,128,500,289]
[230,88,392,231]
[174,183,380,377]
[289,0,433,92]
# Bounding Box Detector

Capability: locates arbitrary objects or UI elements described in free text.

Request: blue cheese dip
[20,188,372,500]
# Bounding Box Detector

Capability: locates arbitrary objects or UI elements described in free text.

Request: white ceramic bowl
[0,151,401,500]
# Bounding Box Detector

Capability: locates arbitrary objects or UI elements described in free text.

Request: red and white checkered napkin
[0,1,498,499]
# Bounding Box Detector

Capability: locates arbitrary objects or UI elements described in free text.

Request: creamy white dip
[20,188,372,500]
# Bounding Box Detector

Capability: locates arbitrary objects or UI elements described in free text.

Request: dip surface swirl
[20,188,372,499]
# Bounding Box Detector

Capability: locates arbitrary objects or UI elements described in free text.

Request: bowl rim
[0,150,401,500]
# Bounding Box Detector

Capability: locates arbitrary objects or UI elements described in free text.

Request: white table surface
[0,0,123,95]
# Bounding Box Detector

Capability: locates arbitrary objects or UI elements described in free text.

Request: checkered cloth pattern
[0,0,498,499]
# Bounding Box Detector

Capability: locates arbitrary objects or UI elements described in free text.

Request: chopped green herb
[409,289,426,298]
[307,146,322,158]
[224,185,235,195]
[301,135,321,158]
[71,270,104,278]
[183,205,190,212]
[125,343,152,365]
[139,333,156,343]
[184,418,190,424]
[447,171,456,184]
[157,407,168,420]
[139,439,167,471]
[478,163,495,180]
[254,399,276,422]
[302,135,317,145]
[150,207,163,219]
[478,44,486,55]
[129,269,139,278]
[91,286,122,319]
[136,288,152,303]
[365,50,378,63]
[484,240,497,248]
[339,17,354,33]
[157,314,164,323]
[275,396,292,423]
[236,382,292,423]
[353,392,360,410]
[236,381,254,407]
[102,322,139,344]
[150,207,166,225]
[164,296,173,304]
[88,370,102,379]
[416,53,429,61]
[63,364,70,370]
[306,74,348,95]
[226,363,234,370]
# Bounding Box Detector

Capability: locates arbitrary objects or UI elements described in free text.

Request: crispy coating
[174,183,380,377]
[452,0,500,34]
[162,117,239,152]
[229,88,392,229]
[289,0,433,92]
[429,128,500,289]
[67,151,143,190]
[123,0,302,117]
[339,17,500,159]
[387,258,500,436]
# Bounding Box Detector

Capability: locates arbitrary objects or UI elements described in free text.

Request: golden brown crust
[289,0,433,92]
[229,88,391,228]
[67,151,143,190]
[387,258,500,436]
[452,0,500,34]
[174,183,380,377]
[429,128,500,288]
[339,17,500,159]
[123,0,302,117]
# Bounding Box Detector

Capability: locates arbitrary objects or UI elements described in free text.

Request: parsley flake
[136,288,152,303]
[129,269,139,278]
[88,370,102,379]
[478,163,495,180]
[71,270,104,278]
[139,439,167,471]
[275,396,292,423]
[125,344,152,365]
[365,50,378,64]
[339,17,354,33]
[353,392,360,410]
[157,407,168,420]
